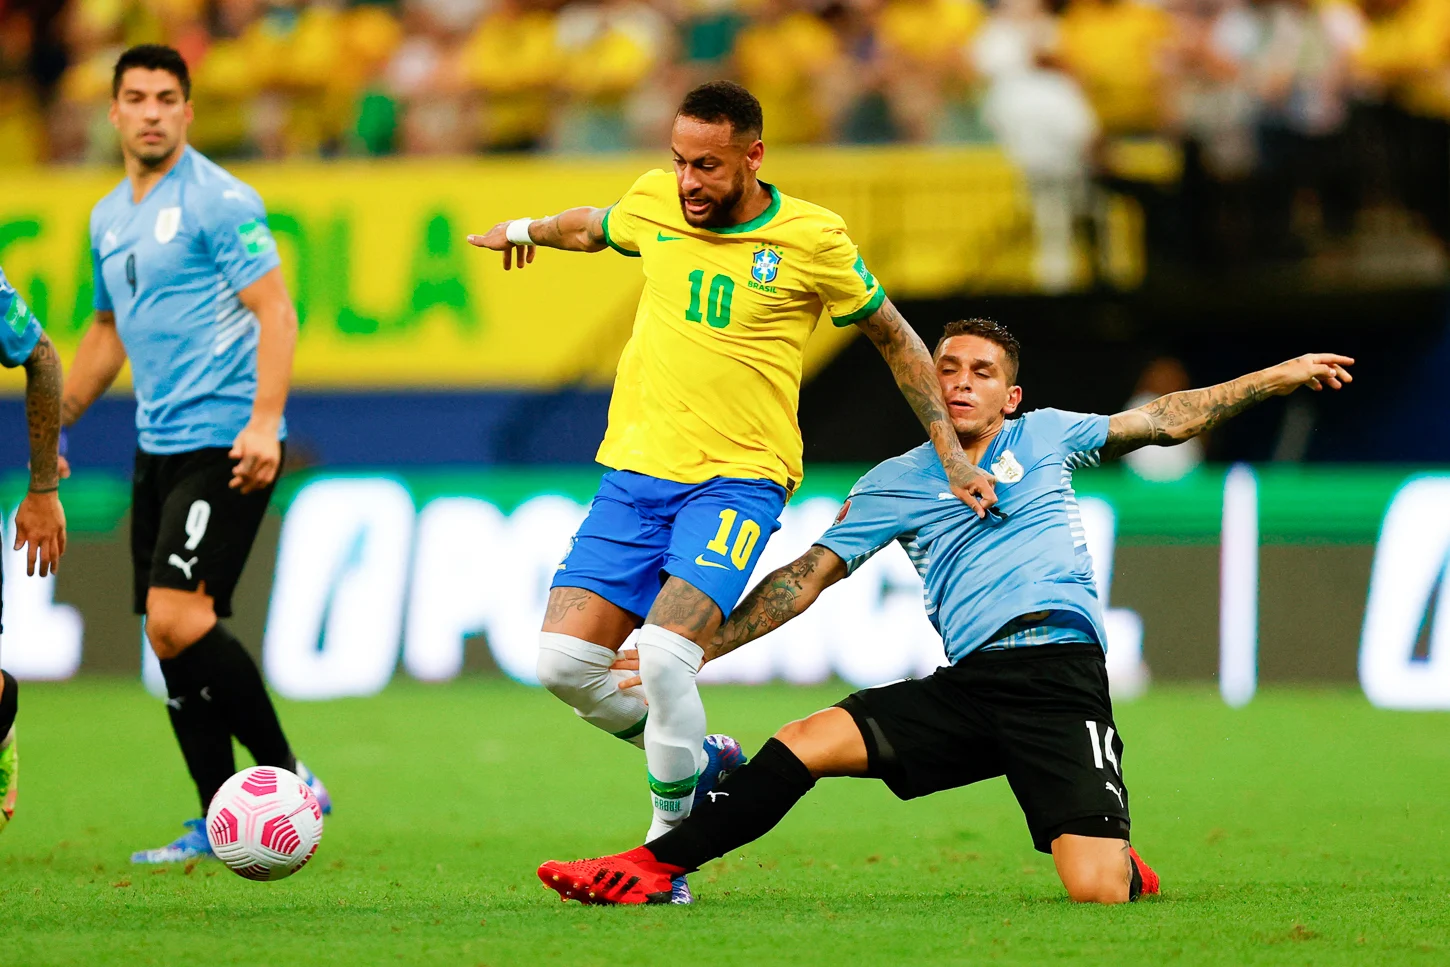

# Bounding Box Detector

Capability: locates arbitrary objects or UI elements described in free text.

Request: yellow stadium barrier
[0,147,1148,392]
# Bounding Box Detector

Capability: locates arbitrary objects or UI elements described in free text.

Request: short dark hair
[935,318,1021,382]
[112,44,191,100]
[678,81,763,141]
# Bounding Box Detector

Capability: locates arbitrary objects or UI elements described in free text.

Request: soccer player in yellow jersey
[468,82,995,901]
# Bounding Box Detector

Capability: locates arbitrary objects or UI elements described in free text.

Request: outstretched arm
[1102,353,1355,459]
[466,207,609,270]
[612,545,849,687]
[15,333,66,576]
[856,298,998,518]
[705,545,849,663]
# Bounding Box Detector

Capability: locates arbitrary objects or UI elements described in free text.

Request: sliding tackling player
[541,318,1354,905]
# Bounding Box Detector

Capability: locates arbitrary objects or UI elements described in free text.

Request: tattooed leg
[536,587,648,745]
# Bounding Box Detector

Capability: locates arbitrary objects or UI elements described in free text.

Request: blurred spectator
[1058,0,1174,134]
[974,0,1097,289]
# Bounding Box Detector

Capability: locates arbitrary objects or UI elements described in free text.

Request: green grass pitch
[2,679,1448,965]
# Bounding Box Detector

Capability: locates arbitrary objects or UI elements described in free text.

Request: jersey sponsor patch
[852,255,876,290]
[834,498,851,524]
[154,206,182,244]
[4,292,33,335]
[237,219,276,257]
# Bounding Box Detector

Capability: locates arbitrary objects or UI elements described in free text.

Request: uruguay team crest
[154,206,181,244]
[751,245,782,284]
[991,449,1025,484]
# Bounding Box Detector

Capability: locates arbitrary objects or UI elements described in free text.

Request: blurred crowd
[5,0,1450,263]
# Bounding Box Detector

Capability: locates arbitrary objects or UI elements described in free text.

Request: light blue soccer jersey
[90,146,284,454]
[816,408,1111,663]
[1,265,42,369]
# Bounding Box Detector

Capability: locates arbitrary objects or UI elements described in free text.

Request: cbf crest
[751,245,782,285]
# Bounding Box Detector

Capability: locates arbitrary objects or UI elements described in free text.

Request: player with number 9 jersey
[61,45,330,866]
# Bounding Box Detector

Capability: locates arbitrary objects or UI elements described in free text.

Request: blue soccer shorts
[552,470,788,621]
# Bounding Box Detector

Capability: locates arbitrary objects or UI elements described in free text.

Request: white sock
[536,633,648,749]
[637,624,707,842]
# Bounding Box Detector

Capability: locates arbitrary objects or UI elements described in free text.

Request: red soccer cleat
[538,847,684,905]
[1129,847,1160,898]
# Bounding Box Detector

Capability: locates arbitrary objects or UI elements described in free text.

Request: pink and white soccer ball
[206,766,324,881]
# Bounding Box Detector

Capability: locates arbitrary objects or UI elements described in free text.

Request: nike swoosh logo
[657,232,683,242]
[694,554,730,570]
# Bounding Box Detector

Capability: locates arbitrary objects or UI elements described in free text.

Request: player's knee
[1059,860,1131,904]
[535,645,600,708]
[144,592,215,658]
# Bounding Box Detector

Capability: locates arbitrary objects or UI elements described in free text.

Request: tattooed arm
[1102,353,1355,459]
[466,207,609,269]
[704,546,849,663]
[856,298,998,518]
[15,333,67,576]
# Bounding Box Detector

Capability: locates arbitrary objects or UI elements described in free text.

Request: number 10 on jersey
[685,270,734,329]
[707,508,760,570]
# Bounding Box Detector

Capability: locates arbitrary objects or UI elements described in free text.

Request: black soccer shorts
[836,641,1131,854]
[131,445,283,618]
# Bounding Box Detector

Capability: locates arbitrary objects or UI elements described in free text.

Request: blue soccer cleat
[131,818,213,864]
[663,735,748,905]
[694,734,747,809]
[295,759,332,815]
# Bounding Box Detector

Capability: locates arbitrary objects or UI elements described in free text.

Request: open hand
[1271,354,1355,394]
[14,490,66,577]
[466,223,536,271]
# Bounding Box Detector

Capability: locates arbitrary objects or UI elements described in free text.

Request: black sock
[0,671,18,739]
[184,624,296,772]
[158,648,236,814]
[1128,849,1143,901]
[647,738,816,872]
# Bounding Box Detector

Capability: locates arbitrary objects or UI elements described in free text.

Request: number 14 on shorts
[696,509,760,571]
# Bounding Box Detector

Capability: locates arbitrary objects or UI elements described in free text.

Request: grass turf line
[0,679,1447,966]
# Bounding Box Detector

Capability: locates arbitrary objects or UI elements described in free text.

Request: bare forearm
[524,207,608,253]
[61,315,126,426]
[250,300,296,428]
[857,299,973,476]
[707,546,845,662]
[23,334,63,492]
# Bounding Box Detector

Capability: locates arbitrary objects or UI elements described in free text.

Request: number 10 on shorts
[706,509,761,571]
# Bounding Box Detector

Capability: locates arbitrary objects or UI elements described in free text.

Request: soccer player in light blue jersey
[0,264,68,834]
[58,45,329,863]
[540,318,1355,905]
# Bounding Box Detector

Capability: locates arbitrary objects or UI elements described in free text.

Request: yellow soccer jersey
[597,168,886,492]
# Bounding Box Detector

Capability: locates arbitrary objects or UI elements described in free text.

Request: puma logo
[1105,781,1124,809]
[168,554,198,579]
[706,791,729,803]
